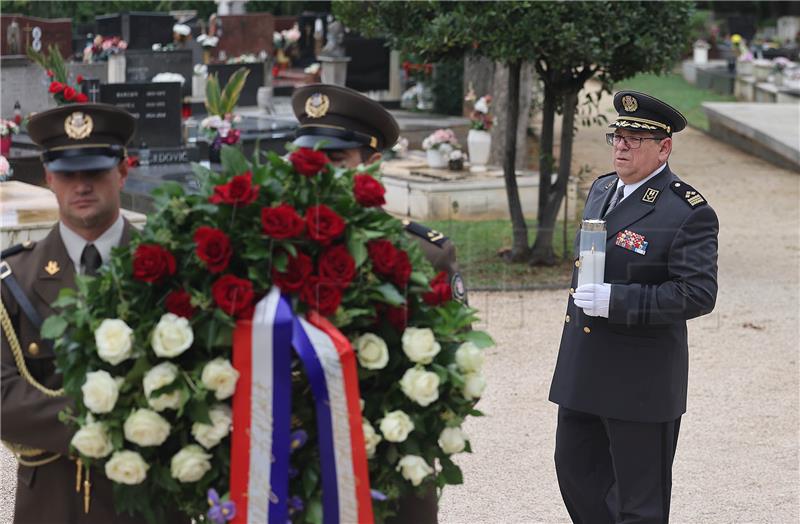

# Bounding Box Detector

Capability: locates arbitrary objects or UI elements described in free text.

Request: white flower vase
[737,61,754,77]
[467,129,491,173]
[426,148,447,169]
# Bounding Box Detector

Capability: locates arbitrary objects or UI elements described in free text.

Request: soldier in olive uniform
[291,84,459,522]
[0,103,148,523]
[549,92,719,523]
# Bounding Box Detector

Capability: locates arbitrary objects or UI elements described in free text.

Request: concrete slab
[702,102,800,171]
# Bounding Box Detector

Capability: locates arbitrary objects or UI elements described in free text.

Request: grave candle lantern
[577,219,606,287]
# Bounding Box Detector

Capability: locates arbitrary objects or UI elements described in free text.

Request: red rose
[386,305,409,332]
[271,251,313,293]
[133,244,176,283]
[63,86,77,101]
[76,93,88,103]
[392,249,412,288]
[261,204,305,239]
[209,172,259,206]
[211,274,255,318]
[300,276,342,316]
[222,129,241,145]
[76,74,84,84]
[46,70,54,78]
[289,148,329,177]
[194,226,232,273]
[318,245,356,287]
[423,271,452,306]
[367,239,398,276]
[48,81,64,94]
[353,174,386,207]
[165,289,196,319]
[305,205,345,245]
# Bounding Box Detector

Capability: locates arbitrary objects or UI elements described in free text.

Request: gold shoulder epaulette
[670,181,707,208]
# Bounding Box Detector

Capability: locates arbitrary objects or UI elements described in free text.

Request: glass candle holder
[577,219,606,287]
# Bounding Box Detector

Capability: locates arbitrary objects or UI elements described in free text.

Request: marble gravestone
[125,49,194,97]
[95,12,174,50]
[0,14,72,57]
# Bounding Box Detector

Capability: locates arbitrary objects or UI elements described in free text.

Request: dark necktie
[81,244,102,276]
[604,184,626,217]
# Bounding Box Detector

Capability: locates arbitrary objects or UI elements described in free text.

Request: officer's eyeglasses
[605,133,664,149]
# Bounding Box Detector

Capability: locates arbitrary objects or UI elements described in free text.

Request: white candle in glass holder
[577,219,607,287]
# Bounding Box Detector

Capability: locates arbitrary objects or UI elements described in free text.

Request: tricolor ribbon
[230,287,374,524]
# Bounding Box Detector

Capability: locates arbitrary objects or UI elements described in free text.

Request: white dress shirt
[615,163,667,202]
[60,215,125,274]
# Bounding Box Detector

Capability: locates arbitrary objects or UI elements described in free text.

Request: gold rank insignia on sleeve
[685,190,705,207]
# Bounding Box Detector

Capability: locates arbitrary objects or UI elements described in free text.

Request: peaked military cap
[28,103,136,172]
[291,84,399,151]
[609,91,687,136]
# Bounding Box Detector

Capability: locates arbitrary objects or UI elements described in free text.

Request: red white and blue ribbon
[230,287,373,524]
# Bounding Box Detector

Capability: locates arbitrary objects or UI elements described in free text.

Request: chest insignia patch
[44,260,60,275]
[615,230,648,255]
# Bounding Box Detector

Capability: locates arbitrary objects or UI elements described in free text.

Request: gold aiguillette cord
[75,458,91,513]
[83,465,91,514]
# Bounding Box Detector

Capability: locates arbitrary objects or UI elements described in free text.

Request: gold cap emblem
[64,112,93,140]
[304,93,330,119]
[621,95,638,113]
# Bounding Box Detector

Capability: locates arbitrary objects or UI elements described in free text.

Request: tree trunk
[530,88,579,266]
[489,62,536,169]
[537,83,555,225]
[502,60,529,262]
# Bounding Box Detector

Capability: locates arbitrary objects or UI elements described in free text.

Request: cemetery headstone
[296,12,326,68]
[100,82,183,147]
[208,62,266,106]
[345,35,390,92]
[124,49,194,97]
[0,14,72,57]
[95,12,174,50]
[215,13,274,59]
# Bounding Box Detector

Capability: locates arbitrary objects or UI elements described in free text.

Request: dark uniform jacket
[0,220,150,524]
[549,165,719,423]
[404,220,466,303]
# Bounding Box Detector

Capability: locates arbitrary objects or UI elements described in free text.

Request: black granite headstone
[207,62,265,107]
[81,79,102,102]
[345,35,390,92]
[96,12,174,50]
[125,49,193,98]
[100,82,182,147]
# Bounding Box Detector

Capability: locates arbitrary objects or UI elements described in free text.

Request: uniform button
[28,342,39,356]
[583,327,591,334]
[565,315,571,323]
[575,260,581,268]
[674,182,681,187]
[569,288,575,295]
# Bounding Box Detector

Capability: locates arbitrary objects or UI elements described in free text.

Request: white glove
[573,283,611,318]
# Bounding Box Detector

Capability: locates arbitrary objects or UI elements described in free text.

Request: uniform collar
[615,163,667,201]
[59,215,124,274]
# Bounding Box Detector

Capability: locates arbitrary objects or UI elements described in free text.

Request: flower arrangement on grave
[43,143,492,523]
[198,34,220,49]
[422,128,460,152]
[83,35,128,63]
[200,67,250,162]
[464,89,494,132]
[273,24,301,69]
[152,72,187,86]
[0,155,12,181]
[27,45,89,105]
[0,118,19,155]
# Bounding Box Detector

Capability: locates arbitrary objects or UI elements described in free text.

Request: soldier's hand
[573,283,611,318]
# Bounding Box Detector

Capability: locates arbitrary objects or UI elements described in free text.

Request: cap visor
[293,135,362,150]
[45,155,120,173]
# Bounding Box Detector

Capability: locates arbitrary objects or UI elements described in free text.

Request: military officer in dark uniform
[549,91,719,523]
[0,103,148,523]
[291,84,457,522]
[291,83,467,305]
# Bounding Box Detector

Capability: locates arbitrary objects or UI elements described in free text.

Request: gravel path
[2,92,798,523]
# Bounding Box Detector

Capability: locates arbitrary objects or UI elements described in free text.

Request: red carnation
[209,172,259,207]
[133,244,176,284]
[353,174,386,207]
[289,147,329,177]
[318,244,356,287]
[367,239,398,276]
[271,251,313,293]
[392,249,412,288]
[300,276,342,316]
[76,74,84,84]
[165,289,196,319]
[46,70,54,78]
[63,86,77,102]
[423,271,452,306]
[305,205,345,245]
[261,204,305,239]
[48,81,64,94]
[211,274,255,318]
[194,226,232,273]
[76,93,89,103]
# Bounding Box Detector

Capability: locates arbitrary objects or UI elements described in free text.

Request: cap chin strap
[296,125,379,150]
[41,145,126,163]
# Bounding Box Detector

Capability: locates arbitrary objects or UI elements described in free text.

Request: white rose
[438,426,467,455]
[191,404,232,449]
[81,370,120,414]
[396,455,434,487]
[143,362,182,412]
[355,333,389,370]
[401,327,441,364]
[151,313,194,358]
[379,410,414,443]
[400,367,440,407]
[94,318,134,365]
[71,421,113,458]
[170,444,212,483]
[463,372,487,401]
[455,342,484,373]
[201,358,240,400]
[123,409,171,447]
[105,450,149,485]
[362,419,382,458]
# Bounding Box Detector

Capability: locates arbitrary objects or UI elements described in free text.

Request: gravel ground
[2,92,798,523]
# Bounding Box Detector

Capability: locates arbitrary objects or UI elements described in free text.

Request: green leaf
[347,232,368,268]
[220,145,250,175]
[410,271,429,287]
[461,330,494,348]
[219,67,251,115]
[302,467,319,498]
[51,290,78,308]
[304,498,323,524]
[41,315,68,339]
[187,398,212,425]
[440,455,463,485]
[374,283,406,306]
[205,73,222,115]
